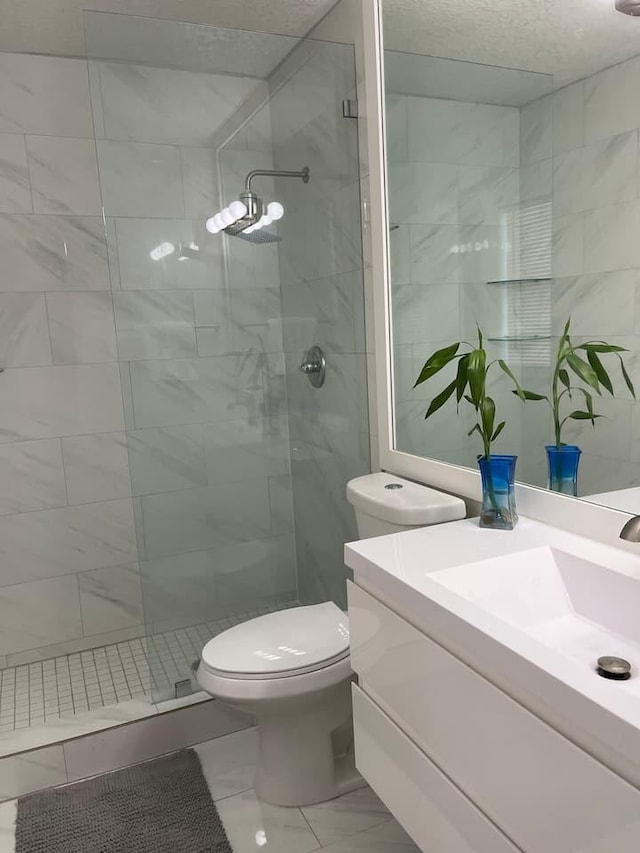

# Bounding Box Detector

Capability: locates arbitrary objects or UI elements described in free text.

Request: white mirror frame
[361,0,637,549]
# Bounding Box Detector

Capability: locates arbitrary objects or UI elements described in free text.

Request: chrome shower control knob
[298,346,326,388]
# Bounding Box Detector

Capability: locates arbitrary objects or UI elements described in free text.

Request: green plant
[414,327,515,459]
[508,318,636,447]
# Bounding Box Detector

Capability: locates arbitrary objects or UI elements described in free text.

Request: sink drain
[597,656,632,681]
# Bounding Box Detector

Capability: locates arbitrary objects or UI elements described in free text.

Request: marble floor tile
[215,789,320,853]
[301,787,391,847]
[320,818,419,852]
[195,727,259,802]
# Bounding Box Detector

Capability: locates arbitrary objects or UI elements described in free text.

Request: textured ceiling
[383,0,640,88]
[0,0,338,58]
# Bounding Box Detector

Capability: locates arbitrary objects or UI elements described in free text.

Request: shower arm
[244,166,310,192]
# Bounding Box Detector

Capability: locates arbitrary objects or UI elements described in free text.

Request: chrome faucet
[620,516,640,542]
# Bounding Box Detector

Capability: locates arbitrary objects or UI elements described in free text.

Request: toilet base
[253,680,364,807]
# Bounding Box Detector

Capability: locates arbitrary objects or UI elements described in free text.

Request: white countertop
[345,517,640,789]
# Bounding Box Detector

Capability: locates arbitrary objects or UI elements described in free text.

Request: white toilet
[196,473,465,807]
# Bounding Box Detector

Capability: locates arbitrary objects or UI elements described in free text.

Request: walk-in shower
[0,10,369,752]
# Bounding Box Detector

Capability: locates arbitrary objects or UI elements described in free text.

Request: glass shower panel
[84,12,368,702]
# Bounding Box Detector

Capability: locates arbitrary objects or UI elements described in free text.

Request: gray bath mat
[16,748,233,853]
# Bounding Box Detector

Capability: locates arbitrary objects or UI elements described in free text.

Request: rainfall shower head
[235,229,281,244]
[205,166,310,242]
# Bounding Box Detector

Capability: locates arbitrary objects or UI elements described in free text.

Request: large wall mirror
[381,0,640,515]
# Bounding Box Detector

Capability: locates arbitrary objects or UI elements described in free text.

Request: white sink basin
[429,546,640,675]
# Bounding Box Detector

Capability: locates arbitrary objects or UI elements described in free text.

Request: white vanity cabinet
[348,580,640,853]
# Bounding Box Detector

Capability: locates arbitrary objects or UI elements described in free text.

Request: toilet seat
[200,602,350,681]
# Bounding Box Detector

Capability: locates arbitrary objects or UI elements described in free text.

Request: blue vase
[478,455,518,530]
[546,445,581,496]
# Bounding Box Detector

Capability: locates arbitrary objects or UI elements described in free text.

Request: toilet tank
[346,473,466,539]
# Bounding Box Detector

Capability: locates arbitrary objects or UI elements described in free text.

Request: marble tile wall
[0,48,298,665]
[269,41,370,608]
[519,56,640,495]
[388,92,523,466]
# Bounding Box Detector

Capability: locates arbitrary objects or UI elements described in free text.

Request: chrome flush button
[597,656,632,680]
[384,483,403,490]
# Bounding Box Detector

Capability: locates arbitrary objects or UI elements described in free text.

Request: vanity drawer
[348,582,640,853]
[352,684,521,853]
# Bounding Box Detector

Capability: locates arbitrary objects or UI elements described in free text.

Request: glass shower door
[84,11,368,703]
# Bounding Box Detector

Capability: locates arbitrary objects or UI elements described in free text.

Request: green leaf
[480,396,495,441]
[566,352,601,393]
[455,355,469,404]
[579,343,627,354]
[498,360,525,401]
[414,343,460,388]
[586,350,613,395]
[467,423,482,438]
[491,421,506,442]
[517,389,547,401]
[617,355,636,399]
[425,380,457,419]
[476,326,483,349]
[467,347,486,407]
[558,368,571,390]
[568,411,604,421]
[562,317,572,337]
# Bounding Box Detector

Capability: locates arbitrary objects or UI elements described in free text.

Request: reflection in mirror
[382,1,640,514]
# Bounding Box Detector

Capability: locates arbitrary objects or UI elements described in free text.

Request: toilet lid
[200,603,350,679]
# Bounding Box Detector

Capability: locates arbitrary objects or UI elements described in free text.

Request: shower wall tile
[552,130,637,217]
[113,290,196,360]
[129,355,263,429]
[584,55,640,144]
[139,550,219,630]
[140,480,272,560]
[0,439,66,516]
[0,576,83,655]
[180,147,219,218]
[458,165,519,225]
[26,136,102,216]
[387,161,458,225]
[97,62,260,147]
[551,271,636,338]
[0,293,51,367]
[203,418,290,482]
[392,284,459,346]
[0,53,93,137]
[0,134,31,213]
[0,499,137,586]
[127,424,207,496]
[519,95,551,164]
[0,364,124,443]
[62,432,131,504]
[552,81,585,155]
[195,327,231,357]
[281,270,365,354]
[46,291,117,364]
[78,564,143,636]
[583,200,640,274]
[407,96,519,167]
[385,95,408,163]
[0,215,109,292]
[115,218,224,290]
[552,213,584,278]
[268,475,294,536]
[408,224,461,284]
[96,140,184,218]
